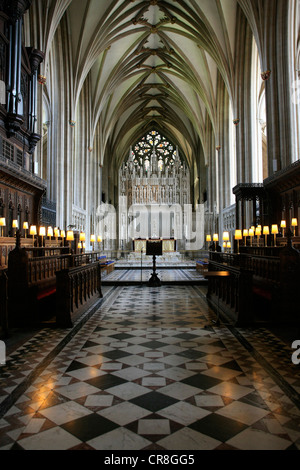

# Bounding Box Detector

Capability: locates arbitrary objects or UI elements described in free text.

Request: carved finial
[261,70,271,81]
[16,229,21,249]
[286,228,293,247]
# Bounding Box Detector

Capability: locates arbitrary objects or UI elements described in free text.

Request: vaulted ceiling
[38,0,242,168]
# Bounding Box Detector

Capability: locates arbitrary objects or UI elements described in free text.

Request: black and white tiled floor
[102,268,204,284]
[0,281,300,451]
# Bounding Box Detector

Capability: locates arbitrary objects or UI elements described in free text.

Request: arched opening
[118,129,196,253]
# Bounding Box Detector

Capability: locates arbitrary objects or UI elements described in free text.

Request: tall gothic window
[119,129,190,209]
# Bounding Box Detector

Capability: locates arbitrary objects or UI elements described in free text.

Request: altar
[133,239,176,254]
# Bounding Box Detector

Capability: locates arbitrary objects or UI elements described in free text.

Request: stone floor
[0,269,299,451]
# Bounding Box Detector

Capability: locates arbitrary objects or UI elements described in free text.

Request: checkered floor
[102,268,204,283]
[0,282,299,450]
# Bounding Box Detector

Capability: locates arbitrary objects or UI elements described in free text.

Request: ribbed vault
[29,0,242,170]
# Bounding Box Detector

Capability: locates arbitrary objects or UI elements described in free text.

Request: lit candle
[255,226,261,246]
[0,217,6,237]
[223,231,229,242]
[66,230,74,250]
[47,226,53,239]
[39,226,46,246]
[90,234,95,251]
[263,226,269,246]
[213,233,218,250]
[12,220,18,236]
[291,218,298,236]
[206,235,211,248]
[66,230,74,241]
[280,220,286,237]
[248,228,254,246]
[235,229,242,254]
[23,221,29,238]
[271,224,278,246]
[30,225,37,243]
[223,232,229,252]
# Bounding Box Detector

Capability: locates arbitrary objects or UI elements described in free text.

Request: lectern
[146,240,162,286]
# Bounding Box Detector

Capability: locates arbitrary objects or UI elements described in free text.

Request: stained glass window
[131,130,177,168]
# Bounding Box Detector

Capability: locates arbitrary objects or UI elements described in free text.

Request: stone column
[261,0,294,174]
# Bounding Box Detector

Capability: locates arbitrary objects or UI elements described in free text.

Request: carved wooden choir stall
[206,161,300,327]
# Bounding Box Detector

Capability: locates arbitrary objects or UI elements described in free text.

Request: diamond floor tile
[0,277,299,451]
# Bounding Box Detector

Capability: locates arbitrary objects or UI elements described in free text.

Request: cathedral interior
[0,0,300,453]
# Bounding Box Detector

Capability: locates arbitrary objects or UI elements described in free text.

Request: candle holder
[54,228,60,242]
[280,220,286,237]
[206,234,211,249]
[0,217,6,237]
[12,220,18,236]
[47,226,53,240]
[39,226,46,246]
[23,221,29,238]
[255,226,261,245]
[30,225,37,244]
[66,230,74,251]
[263,226,269,246]
[271,224,278,246]
[248,228,254,246]
[223,231,229,252]
[235,229,242,254]
[291,218,298,236]
[213,233,218,251]
[90,234,95,251]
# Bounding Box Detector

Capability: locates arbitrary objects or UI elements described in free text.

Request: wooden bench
[7,240,104,327]
[7,246,70,326]
[209,244,300,325]
[206,260,254,326]
[56,261,103,327]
